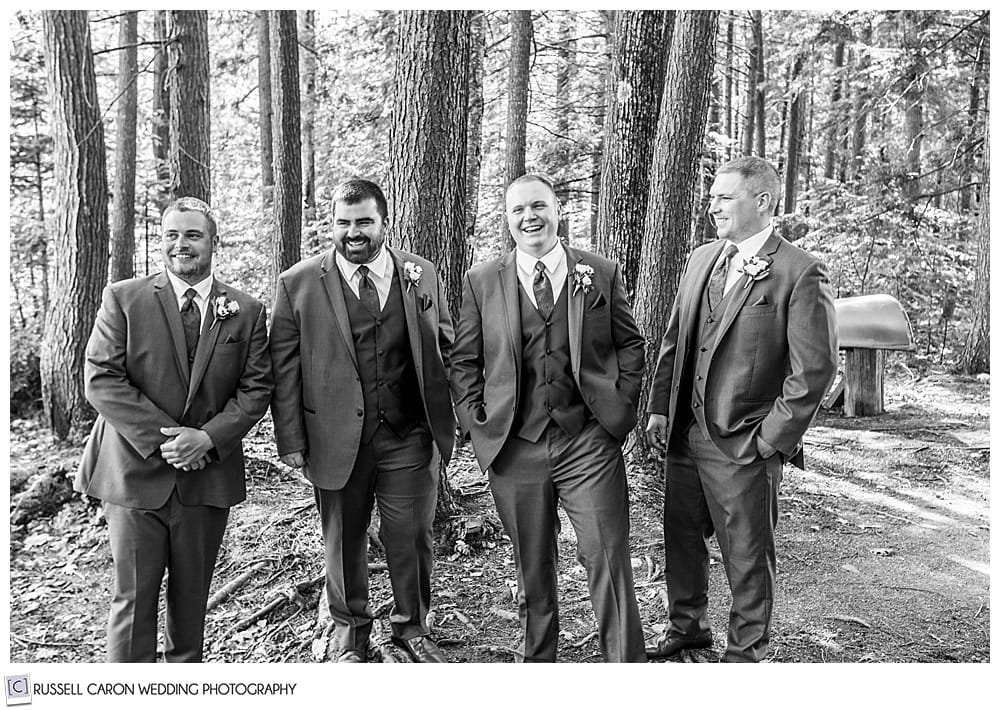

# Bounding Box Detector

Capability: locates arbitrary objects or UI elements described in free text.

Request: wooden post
[843,347,884,416]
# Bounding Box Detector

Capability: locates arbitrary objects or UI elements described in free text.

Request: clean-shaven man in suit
[451,173,646,662]
[269,178,455,663]
[645,156,837,662]
[77,197,273,662]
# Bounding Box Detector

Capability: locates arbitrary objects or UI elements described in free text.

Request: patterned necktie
[357,265,381,316]
[181,288,201,363]
[708,244,739,311]
[533,261,554,317]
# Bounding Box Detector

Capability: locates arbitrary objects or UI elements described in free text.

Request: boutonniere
[403,261,423,293]
[572,263,595,296]
[210,295,240,329]
[738,256,771,289]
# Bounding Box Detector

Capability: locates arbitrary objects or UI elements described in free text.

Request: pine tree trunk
[724,13,734,160]
[901,11,927,201]
[591,11,614,247]
[258,11,274,208]
[463,11,485,322]
[958,125,989,374]
[596,10,672,297]
[742,15,758,157]
[552,14,576,241]
[753,11,765,158]
[151,10,171,213]
[41,10,109,439]
[387,10,472,518]
[110,11,138,283]
[849,23,872,185]
[635,10,719,456]
[300,10,317,218]
[505,10,531,189]
[960,36,987,213]
[269,10,302,295]
[824,38,846,181]
[168,11,210,202]
[783,54,805,214]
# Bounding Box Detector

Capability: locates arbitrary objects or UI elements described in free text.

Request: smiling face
[161,210,217,285]
[708,171,773,243]
[506,178,560,257]
[332,197,386,264]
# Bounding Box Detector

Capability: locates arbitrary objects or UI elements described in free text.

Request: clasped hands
[160,426,214,471]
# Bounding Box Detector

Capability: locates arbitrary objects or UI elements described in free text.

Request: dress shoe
[645,631,713,659]
[336,648,367,663]
[392,635,446,663]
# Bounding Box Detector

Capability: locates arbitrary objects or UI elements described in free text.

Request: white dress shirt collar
[166,270,213,307]
[515,241,568,305]
[335,245,392,282]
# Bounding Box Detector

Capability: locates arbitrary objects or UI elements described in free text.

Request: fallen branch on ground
[207,561,268,611]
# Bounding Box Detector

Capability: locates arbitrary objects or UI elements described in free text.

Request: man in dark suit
[645,156,838,662]
[77,197,273,662]
[451,173,646,662]
[269,179,455,663]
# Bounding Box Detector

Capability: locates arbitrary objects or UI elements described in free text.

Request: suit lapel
[153,272,190,385]
[390,248,425,390]
[320,250,360,373]
[712,231,782,352]
[184,282,224,415]
[498,250,522,378]
[565,246,583,382]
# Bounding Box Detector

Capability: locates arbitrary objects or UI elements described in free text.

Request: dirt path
[7,373,989,663]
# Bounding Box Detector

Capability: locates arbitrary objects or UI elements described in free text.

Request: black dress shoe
[645,632,713,659]
[336,648,366,663]
[392,635,446,663]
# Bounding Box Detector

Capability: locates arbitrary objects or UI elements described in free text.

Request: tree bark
[41,11,109,439]
[901,11,928,201]
[151,10,170,214]
[634,10,719,454]
[168,11,210,202]
[824,37,846,181]
[505,10,532,190]
[300,10,317,218]
[110,10,138,283]
[596,10,672,297]
[387,10,472,517]
[724,13,734,160]
[958,124,989,374]
[590,11,614,247]
[742,13,759,157]
[269,10,302,295]
[552,13,576,241]
[849,23,872,185]
[463,11,485,322]
[753,11,765,158]
[257,11,274,209]
[783,53,805,214]
[960,34,987,213]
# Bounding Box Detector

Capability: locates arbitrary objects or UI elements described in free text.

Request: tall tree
[596,10,672,296]
[168,10,211,202]
[960,31,987,212]
[505,10,532,188]
[41,10,109,438]
[724,13,735,159]
[300,10,317,218]
[900,10,928,201]
[387,9,472,515]
[269,10,302,292]
[257,11,274,208]
[824,31,847,181]
[634,10,719,449]
[463,10,485,319]
[958,124,989,374]
[110,10,138,283]
[849,23,872,184]
[742,11,760,157]
[151,10,170,213]
[752,10,766,157]
[783,53,805,213]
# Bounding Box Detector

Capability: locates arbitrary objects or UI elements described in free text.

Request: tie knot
[184,288,197,302]
[534,261,546,277]
[357,265,369,278]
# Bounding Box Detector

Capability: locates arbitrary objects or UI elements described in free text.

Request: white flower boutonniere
[210,295,240,329]
[403,261,423,292]
[572,263,595,296]
[738,256,771,289]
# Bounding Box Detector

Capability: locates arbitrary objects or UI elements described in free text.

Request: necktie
[357,265,381,316]
[181,288,201,363]
[533,261,554,317]
[708,244,739,311]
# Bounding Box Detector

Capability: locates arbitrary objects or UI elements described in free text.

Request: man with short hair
[78,197,273,662]
[451,173,646,662]
[269,178,455,663]
[645,156,838,662]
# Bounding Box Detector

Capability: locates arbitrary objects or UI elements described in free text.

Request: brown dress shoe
[645,632,713,659]
[392,635,446,663]
[337,648,367,663]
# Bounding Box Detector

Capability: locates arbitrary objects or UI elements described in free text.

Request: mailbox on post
[824,294,915,416]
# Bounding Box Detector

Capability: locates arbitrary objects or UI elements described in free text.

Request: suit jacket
[647,231,838,465]
[76,273,273,509]
[451,244,645,472]
[269,247,455,490]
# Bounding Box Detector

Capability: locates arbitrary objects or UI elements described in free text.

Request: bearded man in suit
[77,197,273,662]
[645,156,838,662]
[451,173,646,662]
[269,178,455,663]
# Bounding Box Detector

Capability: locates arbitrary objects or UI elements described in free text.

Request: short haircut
[331,178,389,221]
[507,173,559,203]
[162,197,218,237]
[716,156,781,213]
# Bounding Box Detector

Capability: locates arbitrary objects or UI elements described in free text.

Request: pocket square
[749,295,769,307]
[588,292,608,310]
[223,334,243,344]
[420,293,434,312]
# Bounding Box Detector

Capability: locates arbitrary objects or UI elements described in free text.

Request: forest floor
[7,372,990,664]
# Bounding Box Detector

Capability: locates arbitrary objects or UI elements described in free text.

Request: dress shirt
[713,223,774,298]
[515,242,568,308]
[336,247,395,310]
[166,271,213,331]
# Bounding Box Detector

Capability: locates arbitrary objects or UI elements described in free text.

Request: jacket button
[700,346,707,352]
[356,409,363,417]
[696,375,703,381]
[706,317,714,324]
[693,403,701,408]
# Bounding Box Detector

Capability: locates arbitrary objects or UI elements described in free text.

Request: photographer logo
[5,676,31,706]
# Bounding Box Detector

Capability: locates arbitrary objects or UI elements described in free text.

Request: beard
[338,237,382,264]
